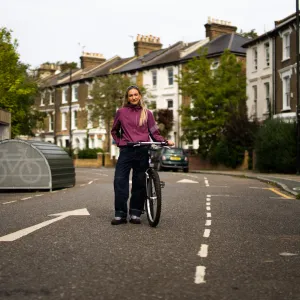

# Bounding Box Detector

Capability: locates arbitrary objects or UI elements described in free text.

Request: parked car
[151,147,189,172]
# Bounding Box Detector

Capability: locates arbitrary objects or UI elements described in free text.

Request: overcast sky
[0,0,296,69]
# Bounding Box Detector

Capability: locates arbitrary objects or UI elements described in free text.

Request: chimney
[134,34,163,56]
[205,17,237,40]
[80,52,106,69]
[37,63,60,79]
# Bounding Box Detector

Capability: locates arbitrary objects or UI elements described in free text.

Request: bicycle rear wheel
[145,169,162,227]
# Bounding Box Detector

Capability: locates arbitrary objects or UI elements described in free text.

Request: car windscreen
[165,148,184,155]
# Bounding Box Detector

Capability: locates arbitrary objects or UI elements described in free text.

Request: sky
[0,0,297,69]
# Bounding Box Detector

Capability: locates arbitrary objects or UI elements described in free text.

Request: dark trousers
[114,147,149,218]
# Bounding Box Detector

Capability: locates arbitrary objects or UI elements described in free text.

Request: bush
[255,119,296,173]
[209,138,245,168]
[77,148,104,159]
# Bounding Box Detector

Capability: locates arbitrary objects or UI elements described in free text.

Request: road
[1,168,300,300]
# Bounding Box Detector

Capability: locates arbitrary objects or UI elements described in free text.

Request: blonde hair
[123,85,148,126]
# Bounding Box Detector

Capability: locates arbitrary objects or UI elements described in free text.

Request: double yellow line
[267,188,294,199]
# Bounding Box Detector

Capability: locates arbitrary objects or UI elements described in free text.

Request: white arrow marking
[177,179,198,183]
[0,208,90,242]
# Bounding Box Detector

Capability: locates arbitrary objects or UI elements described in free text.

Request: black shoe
[129,216,141,224]
[111,217,127,225]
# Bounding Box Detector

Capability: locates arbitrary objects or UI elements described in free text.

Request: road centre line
[205,220,211,226]
[21,197,32,201]
[88,181,93,185]
[206,202,211,206]
[35,194,43,197]
[2,201,17,205]
[203,229,211,238]
[198,244,208,257]
[206,212,211,218]
[206,206,211,211]
[195,266,206,284]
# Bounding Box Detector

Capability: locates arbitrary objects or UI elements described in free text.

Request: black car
[151,147,189,172]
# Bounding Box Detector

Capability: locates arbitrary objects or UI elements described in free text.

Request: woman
[111,85,174,225]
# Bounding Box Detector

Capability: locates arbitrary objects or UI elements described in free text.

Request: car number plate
[170,156,181,161]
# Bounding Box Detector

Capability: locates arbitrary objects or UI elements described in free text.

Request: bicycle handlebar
[127,141,168,147]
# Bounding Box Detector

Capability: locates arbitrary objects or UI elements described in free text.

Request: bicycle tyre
[145,169,162,227]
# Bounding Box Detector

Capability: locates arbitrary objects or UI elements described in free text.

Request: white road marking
[80,184,86,187]
[205,180,209,186]
[206,206,211,211]
[205,220,211,226]
[206,212,211,218]
[203,229,211,238]
[51,191,58,193]
[195,266,206,284]
[88,181,93,185]
[21,197,32,201]
[206,202,211,206]
[198,244,208,257]
[3,201,17,204]
[35,194,43,197]
[177,179,198,183]
[0,208,90,242]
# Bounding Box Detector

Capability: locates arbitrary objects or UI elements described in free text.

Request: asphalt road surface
[0,168,300,300]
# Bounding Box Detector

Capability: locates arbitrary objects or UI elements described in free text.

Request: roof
[182,33,248,60]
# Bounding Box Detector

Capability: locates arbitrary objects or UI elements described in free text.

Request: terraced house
[243,12,299,122]
[34,18,249,154]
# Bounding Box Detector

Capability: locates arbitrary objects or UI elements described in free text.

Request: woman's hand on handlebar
[166,140,175,146]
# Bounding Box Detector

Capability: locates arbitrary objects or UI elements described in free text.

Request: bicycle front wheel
[145,169,162,227]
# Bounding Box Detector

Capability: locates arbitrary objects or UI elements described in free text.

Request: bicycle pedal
[160,181,165,188]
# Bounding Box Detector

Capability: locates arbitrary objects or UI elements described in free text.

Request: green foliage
[178,49,252,166]
[239,29,258,39]
[77,148,104,159]
[156,109,174,137]
[255,119,297,173]
[0,27,45,137]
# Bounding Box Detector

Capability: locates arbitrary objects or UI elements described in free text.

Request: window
[49,90,54,105]
[62,112,67,130]
[283,32,290,60]
[210,60,219,70]
[49,114,54,131]
[62,88,68,104]
[167,68,174,86]
[253,48,258,71]
[283,76,291,110]
[40,91,45,106]
[72,110,78,129]
[152,70,157,87]
[72,85,79,102]
[264,82,270,113]
[167,99,173,109]
[264,42,270,67]
[253,85,258,119]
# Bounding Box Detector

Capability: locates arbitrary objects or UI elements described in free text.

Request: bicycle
[127,141,168,227]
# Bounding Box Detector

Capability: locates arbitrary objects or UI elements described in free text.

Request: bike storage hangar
[0,139,75,190]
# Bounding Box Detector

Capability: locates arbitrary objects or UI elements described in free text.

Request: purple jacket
[111,104,166,147]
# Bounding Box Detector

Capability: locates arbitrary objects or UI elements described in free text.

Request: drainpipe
[296,3,300,174]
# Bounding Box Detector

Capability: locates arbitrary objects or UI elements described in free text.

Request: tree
[89,75,147,152]
[178,49,251,164]
[0,27,45,137]
[239,29,258,39]
[156,109,174,138]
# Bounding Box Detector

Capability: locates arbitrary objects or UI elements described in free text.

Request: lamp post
[296,1,300,174]
[69,68,73,157]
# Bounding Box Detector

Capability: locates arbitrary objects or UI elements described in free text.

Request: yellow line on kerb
[268,188,294,199]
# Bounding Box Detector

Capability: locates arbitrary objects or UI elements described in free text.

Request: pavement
[191,170,300,197]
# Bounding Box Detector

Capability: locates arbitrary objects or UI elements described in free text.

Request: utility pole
[69,68,73,157]
[296,1,300,174]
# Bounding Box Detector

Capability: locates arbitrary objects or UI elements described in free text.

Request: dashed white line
[198,244,208,257]
[205,220,211,226]
[206,212,211,218]
[206,206,211,211]
[195,266,206,284]
[206,202,211,206]
[88,181,93,185]
[3,201,17,205]
[21,197,32,201]
[35,194,43,197]
[203,229,211,238]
